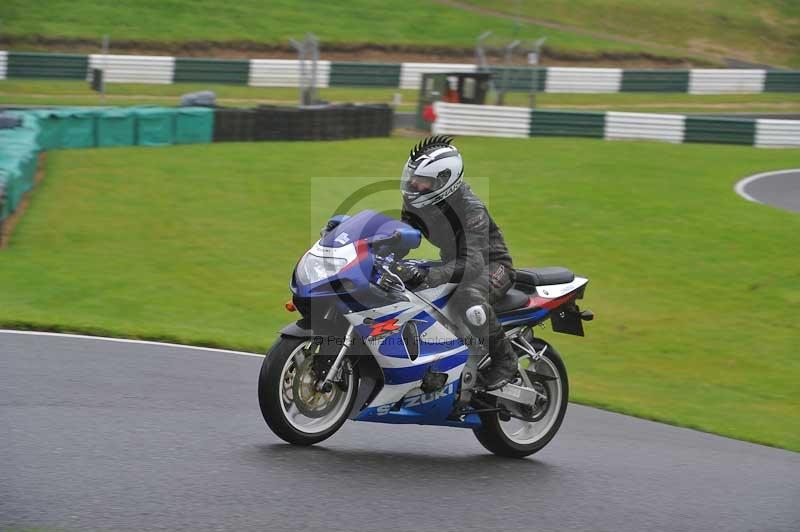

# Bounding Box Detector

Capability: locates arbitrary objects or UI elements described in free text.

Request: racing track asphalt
[735,168,800,213]
[1,331,798,532]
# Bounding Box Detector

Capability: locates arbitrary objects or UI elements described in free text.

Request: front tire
[258,335,358,446]
[473,340,569,458]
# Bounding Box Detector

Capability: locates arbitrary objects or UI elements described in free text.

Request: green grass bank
[1,137,798,450]
[0,0,692,60]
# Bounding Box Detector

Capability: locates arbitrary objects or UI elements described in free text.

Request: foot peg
[479,375,514,392]
[478,358,518,391]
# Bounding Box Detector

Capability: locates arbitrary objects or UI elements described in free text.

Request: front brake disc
[292,355,339,418]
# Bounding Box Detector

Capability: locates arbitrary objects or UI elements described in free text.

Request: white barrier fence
[2,51,797,93]
[432,102,800,148]
[545,67,622,93]
[249,59,331,88]
[88,54,175,84]
[755,120,800,148]
[689,69,766,94]
[605,112,686,143]
[432,102,530,138]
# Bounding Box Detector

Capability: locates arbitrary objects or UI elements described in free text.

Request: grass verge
[2,80,799,115]
[461,0,800,67]
[1,138,798,451]
[0,0,697,61]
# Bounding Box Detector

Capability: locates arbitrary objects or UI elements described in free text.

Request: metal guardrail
[432,102,800,147]
[1,52,798,93]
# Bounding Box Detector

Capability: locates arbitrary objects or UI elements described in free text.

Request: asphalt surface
[1,331,798,532]
[737,169,800,213]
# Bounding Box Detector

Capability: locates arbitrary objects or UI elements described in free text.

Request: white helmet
[401,136,464,208]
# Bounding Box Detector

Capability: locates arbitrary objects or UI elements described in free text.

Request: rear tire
[258,335,358,446]
[473,340,568,458]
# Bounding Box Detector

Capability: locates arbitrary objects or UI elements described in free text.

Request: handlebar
[370,231,403,249]
[369,228,422,253]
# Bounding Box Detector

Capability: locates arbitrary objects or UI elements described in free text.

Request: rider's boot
[479,334,518,391]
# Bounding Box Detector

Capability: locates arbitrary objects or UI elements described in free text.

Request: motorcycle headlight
[296,252,348,285]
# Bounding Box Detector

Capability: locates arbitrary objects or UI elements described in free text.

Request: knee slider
[465,304,487,327]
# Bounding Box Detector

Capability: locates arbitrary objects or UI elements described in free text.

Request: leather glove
[393,261,427,289]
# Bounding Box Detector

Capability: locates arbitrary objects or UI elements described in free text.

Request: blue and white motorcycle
[259,210,593,457]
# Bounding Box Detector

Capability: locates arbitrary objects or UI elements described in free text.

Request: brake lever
[379,268,406,292]
[375,253,407,292]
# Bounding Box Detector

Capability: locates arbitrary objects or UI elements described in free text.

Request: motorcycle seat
[514,267,574,288]
[492,288,531,314]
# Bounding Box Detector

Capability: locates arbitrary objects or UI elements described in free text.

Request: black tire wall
[213,104,393,142]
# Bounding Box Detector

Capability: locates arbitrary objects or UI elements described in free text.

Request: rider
[394,135,518,390]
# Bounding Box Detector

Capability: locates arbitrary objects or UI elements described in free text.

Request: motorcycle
[258,210,593,458]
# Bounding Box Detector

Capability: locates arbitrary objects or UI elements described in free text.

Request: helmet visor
[401,173,437,194]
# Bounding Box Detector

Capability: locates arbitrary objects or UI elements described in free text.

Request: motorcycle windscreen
[319,209,414,248]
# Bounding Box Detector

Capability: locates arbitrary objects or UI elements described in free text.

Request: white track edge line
[734,168,800,204]
[0,329,265,358]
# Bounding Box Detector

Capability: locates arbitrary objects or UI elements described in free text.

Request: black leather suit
[401,183,515,357]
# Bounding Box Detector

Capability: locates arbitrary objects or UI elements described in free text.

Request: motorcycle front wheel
[473,340,569,458]
[258,335,358,445]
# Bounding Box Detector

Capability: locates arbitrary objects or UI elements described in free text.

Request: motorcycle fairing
[498,277,589,326]
[286,209,588,429]
[340,283,479,427]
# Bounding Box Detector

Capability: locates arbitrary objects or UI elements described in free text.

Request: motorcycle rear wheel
[473,340,568,458]
[258,335,358,445]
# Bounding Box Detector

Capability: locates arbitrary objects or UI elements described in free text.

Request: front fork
[315,324,354,392]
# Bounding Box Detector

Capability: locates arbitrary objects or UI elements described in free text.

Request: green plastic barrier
[97,108,136,147]
[59,109,97,149]
[1,114,41,149]
[490,67,547,92]
[764,71,800,93]
[530,110,606,138]
[174,107,214,144]
[0,124,39,220]
[620,70,690,92]
[27,109,97,149]
[684,117,756,145]
[329,62,401,88]
[0,154,36,213]
[7,52,89,80]
[0,106,216,224]
[0,178,9,222]
[133,107,174,146]
[174,58,249,84]
[28,110,65,150]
